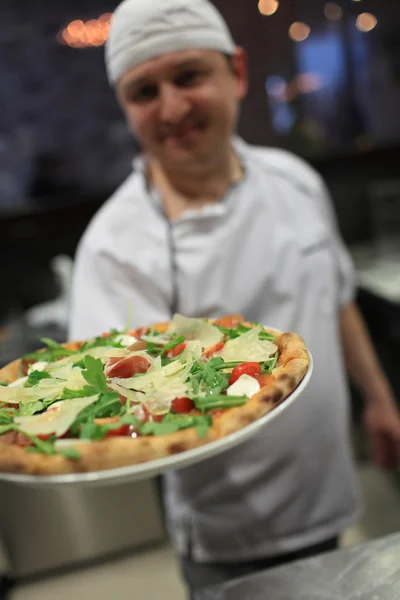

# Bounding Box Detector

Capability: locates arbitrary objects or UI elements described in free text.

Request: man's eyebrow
[121,58,208,95]
[121,77,152,95]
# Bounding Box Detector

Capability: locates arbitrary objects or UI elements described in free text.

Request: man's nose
[158,84,191,124]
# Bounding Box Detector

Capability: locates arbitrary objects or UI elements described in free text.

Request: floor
[4,461,400,600]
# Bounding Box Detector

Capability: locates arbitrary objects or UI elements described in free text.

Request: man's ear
[231,47,248,100]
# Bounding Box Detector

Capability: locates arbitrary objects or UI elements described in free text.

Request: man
[69,0,400,595]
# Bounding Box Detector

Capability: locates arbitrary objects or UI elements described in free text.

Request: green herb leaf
[70,391,122,437]
[81,356,109,393]
[18,401,45,416]
[58,448,81,460]
[162,336,185,355]
[81,334,124,352]
[217,323,276,342]
[0,382,9,387]
[79,413,138,441]
[27,370,51,387]
[260,353,278,374]
[22,339,77,363]
[60,386,97,400]
[146,342,163,356]
[19,432,57,455]
[139,414,212,437]
[72,359,86,369]
[194,395,248,410]
[0,410,14,425]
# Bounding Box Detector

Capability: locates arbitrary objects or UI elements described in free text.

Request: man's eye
[175,71,202,87]
[131,85,158,103]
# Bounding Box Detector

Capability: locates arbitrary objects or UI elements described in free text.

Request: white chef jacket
[69,138,362,562]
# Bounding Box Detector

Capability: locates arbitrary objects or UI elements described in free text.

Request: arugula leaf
[194,395,248,410]
[60,386,97,400]
[0,423,80,459]
[0,424,14,435]
[201,362,229,395]
[58,448,81,460]
[260,353,278,374]
[80,335,124,352]
[146,329,161,337]
[20,432,57,455]
[81,356,109,393]
[0,409,15,425]
[22,339,76,363]
[79,421,106,441]
[217,323,276,342]
[161,336,185,355]
[139,414,212,438]
[18,401,45,416]
[79,413,138,441]
[146,342,163,356]
[70,391,122,437]
[72,359,86,369]
[27,370,51,387]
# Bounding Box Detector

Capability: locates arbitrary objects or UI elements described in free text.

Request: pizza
[0,314,310,476]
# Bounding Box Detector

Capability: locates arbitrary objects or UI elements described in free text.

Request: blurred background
[0,1,400,598]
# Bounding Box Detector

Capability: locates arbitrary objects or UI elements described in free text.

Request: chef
[69,0,400,596]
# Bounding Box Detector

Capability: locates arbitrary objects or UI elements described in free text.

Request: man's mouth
[163,122,206,141]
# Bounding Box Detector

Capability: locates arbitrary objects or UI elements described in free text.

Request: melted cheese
[226,374,261,398]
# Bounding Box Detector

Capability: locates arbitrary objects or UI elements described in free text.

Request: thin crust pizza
[0,314,310,476]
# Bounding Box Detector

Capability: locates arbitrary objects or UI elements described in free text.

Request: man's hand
[363,393,400,471]
[339,303,400,471]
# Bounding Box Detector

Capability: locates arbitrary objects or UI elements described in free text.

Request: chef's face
[116,48,248,171]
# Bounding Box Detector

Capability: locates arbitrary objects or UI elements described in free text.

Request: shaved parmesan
[14,395,99,437]
[9,376,28,388]
[217,327,277,363]
[226,374,260,398]
[110,356,193,415]
[168,314,223,349]
[28,361,48,374]
[0,385,39,404]
[179,340,203,361]
[141,333,171,345]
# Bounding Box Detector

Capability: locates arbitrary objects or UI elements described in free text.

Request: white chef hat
[105,0,236,85]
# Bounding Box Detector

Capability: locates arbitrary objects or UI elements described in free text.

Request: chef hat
[105,0,236,85]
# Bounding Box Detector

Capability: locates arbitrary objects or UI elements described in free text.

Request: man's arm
[340,302,400,470]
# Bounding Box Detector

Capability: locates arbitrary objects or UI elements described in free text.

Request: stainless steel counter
[196,533,400,600]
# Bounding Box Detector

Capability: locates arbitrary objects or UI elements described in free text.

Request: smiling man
[69,0,400,597]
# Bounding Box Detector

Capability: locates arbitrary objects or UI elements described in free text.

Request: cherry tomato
[94,417,131,438]
[171,397,195,413]
[229,363,261,386]
[203,342,225,358]
[142,406,164,423]
[105,424,130,437]
[168,343,187,358]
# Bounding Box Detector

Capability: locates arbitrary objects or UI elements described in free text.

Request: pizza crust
[0,320,310,476]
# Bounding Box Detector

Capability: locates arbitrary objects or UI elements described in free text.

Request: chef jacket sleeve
[319,182,357,309]
[68,239,170,341]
